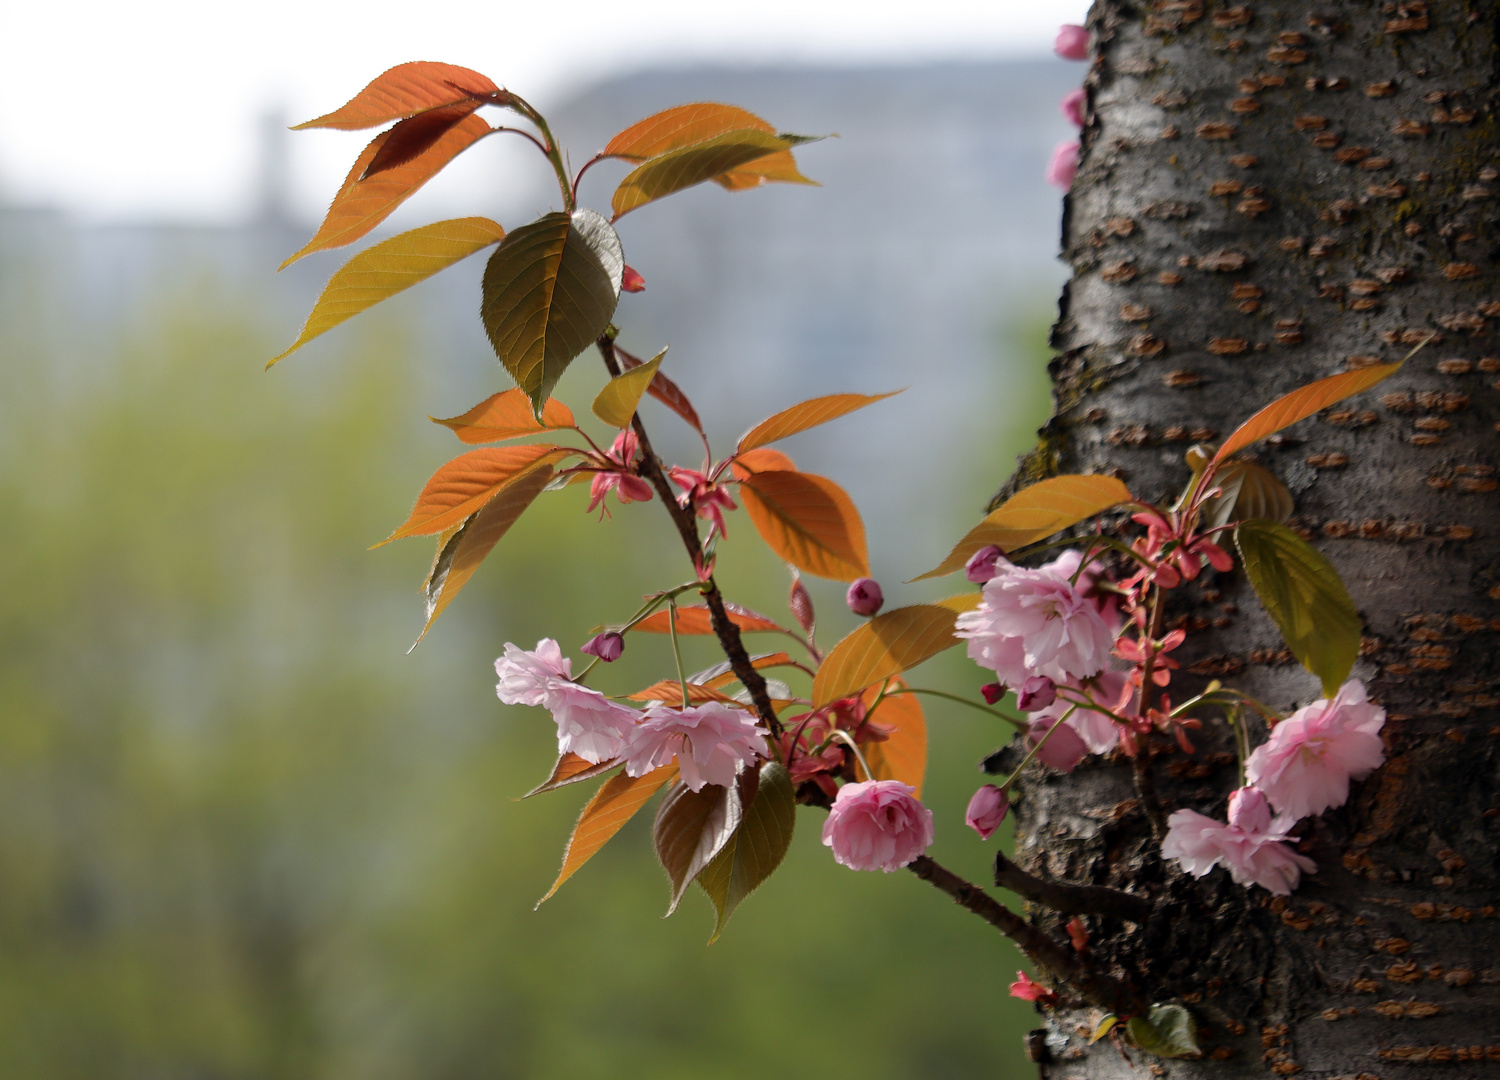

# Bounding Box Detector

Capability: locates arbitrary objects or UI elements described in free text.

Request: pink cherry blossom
[1045,141,1080,189]
[1016,676,1057,711]
[821,780,934,872]
[1027,713,1089,772]
[1060,87,1087,127]
[1245,679,1386,820]
[1162,788,1318,896]
[547,681,638,764]
[622,701,768,791]
[1009,970,1058,1005]
[587,431,654,516]
[954,552,1118,687]
[1027,670,1132,757]
[669,466,737,542]
[494,638,572,706]
[965,784,1009,840]
[1055,23,1090,59]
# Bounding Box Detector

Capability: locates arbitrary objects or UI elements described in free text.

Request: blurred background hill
[0,58,1073,1079]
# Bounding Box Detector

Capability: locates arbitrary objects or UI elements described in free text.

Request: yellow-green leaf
[714,149,818,190]
[1234,519,1361,697]
[593,349,665,428]
[737,391,900,453]
[696,763,795,942]
[914,475,1133,581]
[1213,364,1402,464]
[737,468,869,581]
[611,130,799,219]
[481,209,623,414]
[271,217,504,366]
[813,601,970,706]
[536,764,675,906]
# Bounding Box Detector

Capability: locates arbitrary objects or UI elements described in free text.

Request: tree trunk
[1005,1,1500,1075]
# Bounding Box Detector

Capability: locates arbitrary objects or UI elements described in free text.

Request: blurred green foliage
[0,256,1054,1077]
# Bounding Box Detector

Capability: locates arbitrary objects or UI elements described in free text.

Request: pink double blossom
[494,639,638,763]
[588,431,654,515]
[622,701,768,791]
[954,549,1117,688]
[1028,670,1133,758]
[1162,787,1317,896]
[1027,713,1090,773]
[1045,141,1080,189]
[1245,680,1386,820]
[821,780,934,872]
[1054,23,1090,60]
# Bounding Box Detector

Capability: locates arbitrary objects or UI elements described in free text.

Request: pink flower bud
[964,784,1009,840]
[965,544,1004,583]
[1016,675,1057,712]
[621,264,646,292]
[1045,140,1080,190]
[1054,23,1090,60]
[1060,87,1087,127]
[845,578,884,616]
[980,682,1005,705]
[580,631,624,662]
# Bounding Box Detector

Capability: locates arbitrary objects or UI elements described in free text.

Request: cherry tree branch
[595,335,782,737]
[993,850,1152,922]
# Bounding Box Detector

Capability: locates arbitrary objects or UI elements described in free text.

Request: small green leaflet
[593,348,665,428]
[1126,1004,1201,1059]
[695,762,795,943]
[1235,519,1361,697]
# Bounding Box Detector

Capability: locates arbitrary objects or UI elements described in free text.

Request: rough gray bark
[1000,1,1500,1075]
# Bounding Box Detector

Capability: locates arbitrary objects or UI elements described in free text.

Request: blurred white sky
[0,0,1088,221]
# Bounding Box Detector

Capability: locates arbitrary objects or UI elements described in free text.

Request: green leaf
[593,348,665,428]
[696,762,795,942]
[1202,458,1294,529]
[1127,1004,1201,1059]
[1091,1015,1119,1043]
[653,777,743,915]
[611,129,804,218]
[271,217,505,366]
[480,209,623,414]
[1234,519,1361,696]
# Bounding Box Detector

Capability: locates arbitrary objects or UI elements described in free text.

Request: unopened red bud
[1016,675,1057,712]
[845,578,884,616]
[980,682,1005,705]
[788,574,816,635]
[965,784,1009,840]
[965,544,1004,583]
[581,631,624,662]
[1060,87,1086,127]
[621,265,646,293]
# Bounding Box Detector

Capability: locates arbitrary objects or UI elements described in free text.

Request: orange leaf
[416,460,556,643]
[626,682,740,704]
[1212,363,1403,464]
[605,102,775,160]
[537,764,677,905]
[914,475,1133,581]
[737,391,900,453]
[732,448,796,475]
[702,652,796,690]
[282,112,492,267]
[737,469,869,581]
[294,62,500,130]
[522,753,620,798]
[714,149,818,191]
[433,389,576,444]
[812,601,971,706]
[859,680,927,796]
[362,102,481,178]
[633,604,783,635]
[381,444,570,544]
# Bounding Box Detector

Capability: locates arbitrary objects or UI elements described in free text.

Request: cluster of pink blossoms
[1047,24,1089,189]
[494,639,768,792]
[954,540,1387,897]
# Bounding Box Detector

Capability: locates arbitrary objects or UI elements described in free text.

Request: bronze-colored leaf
[362,102,481,178]
[1213,364,1402,464]
[1202,459,1294,528]
[737,391,900,452]
[294,62,500,130]
[611,130,798,218]
[604,102,776,159]
[813,602,970,706]
[736,469,869,581]
[536,764,676,906]
[858,679,927,796]
[632,604,783,635]
[653,777,743,915]
[714,149,818,190]
[696,763,795,942]
[380,444,570,544]
[522,754,620,798]
[432,389,576,444]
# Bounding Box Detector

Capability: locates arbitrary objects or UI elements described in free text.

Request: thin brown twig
[596,336,782,738]
[993,850,1152,922]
